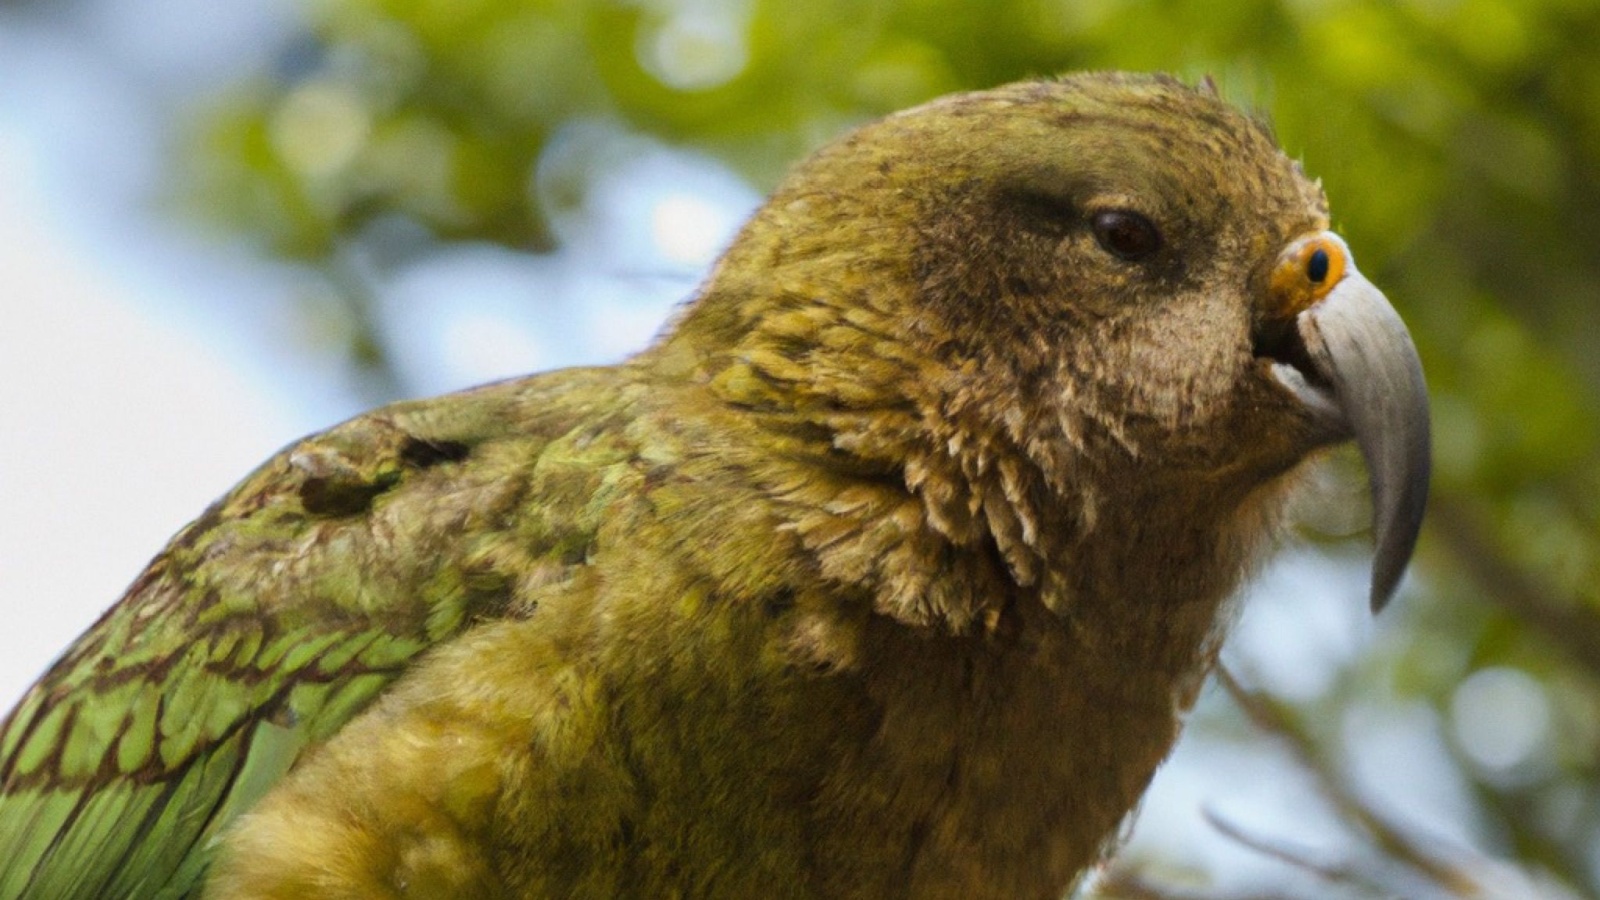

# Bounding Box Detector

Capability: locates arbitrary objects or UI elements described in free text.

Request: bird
[0,71,1429,899]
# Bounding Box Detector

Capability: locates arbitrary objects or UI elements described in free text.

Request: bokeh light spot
[637,10,748,92]
[650,192,734,266]
[1450,666,1551,776]
[270,80,370,177]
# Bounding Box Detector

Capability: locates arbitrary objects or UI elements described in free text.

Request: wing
[0,368,636,899]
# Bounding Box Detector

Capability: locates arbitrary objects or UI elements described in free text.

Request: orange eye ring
[1269,233,1348,319]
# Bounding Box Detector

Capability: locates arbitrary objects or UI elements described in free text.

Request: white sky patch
[0,133,295,706]
[1228,549,1372,701]
[578,281,683,361]
[650,191,737,266]
[380,243,561,395]
[1342,698,1486,850]
[567,134,759,273]
[440,311,549,385]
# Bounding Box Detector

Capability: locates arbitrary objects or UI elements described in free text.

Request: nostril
[1253,318,1332,392]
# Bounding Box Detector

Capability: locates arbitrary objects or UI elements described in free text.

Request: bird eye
[1307,247,1330,283]
[1090,209,1162,261]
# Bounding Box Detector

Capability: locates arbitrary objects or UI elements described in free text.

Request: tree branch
[1215,668,1487,898]
[1427,493,1600,682]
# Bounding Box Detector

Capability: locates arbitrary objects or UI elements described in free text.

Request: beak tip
[1369,573,1397,615]
[1294,261,1431,617]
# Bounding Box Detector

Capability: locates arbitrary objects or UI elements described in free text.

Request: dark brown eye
[1091,209,1162,261]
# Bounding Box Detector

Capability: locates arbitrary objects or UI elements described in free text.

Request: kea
[0,72,1429,899]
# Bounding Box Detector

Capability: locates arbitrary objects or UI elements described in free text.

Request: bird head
[672,72,1429,616]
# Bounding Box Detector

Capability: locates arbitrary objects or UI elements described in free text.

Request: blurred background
[2,0,1598,896]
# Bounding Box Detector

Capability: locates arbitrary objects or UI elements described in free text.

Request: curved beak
[1267,233,1431,612]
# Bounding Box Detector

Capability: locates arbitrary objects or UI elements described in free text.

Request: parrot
[0,71,1429,899]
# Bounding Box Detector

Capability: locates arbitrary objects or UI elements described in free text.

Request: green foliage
[183,0,1600,894]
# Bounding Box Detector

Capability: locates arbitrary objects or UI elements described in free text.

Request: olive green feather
[0,73,1427,900]
[0,370,638,898]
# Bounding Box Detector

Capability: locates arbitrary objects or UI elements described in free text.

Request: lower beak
[1268,233,1431,612]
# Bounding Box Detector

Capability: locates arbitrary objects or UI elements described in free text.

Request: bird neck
[653,295,1284,651]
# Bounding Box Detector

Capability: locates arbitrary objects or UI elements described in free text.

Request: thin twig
[1091,867,1309,900]
[1427,494,1600,682]
[322,246,411,406]
[1200,808,1380,891]
[1216,667,1486,898]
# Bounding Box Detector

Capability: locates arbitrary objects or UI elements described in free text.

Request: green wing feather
[0,369,632,899]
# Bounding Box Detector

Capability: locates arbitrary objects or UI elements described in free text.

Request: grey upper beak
[1296,258,1432,612]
